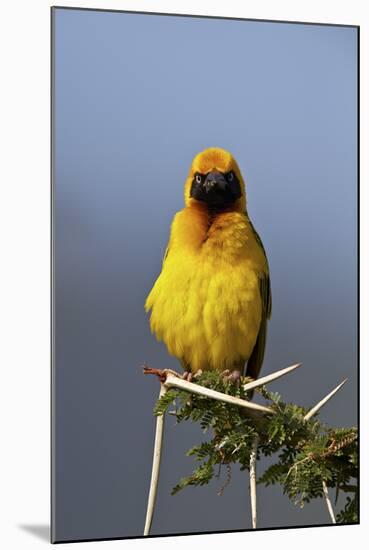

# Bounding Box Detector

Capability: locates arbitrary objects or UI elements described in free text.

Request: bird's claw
[182,369,204,382]
[182,371,193,382]
[221,369,242,386]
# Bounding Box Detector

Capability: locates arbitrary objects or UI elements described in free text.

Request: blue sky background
[53,8,357,541]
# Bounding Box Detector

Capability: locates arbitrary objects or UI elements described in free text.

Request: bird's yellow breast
[145,204,267,372]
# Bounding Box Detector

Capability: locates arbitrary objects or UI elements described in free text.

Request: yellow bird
[145,147,271,383]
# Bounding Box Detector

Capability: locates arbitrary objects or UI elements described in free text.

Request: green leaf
[151,371,358,520]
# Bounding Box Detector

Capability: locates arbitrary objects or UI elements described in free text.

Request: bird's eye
[195,174,202,184]
[227,171,234,182]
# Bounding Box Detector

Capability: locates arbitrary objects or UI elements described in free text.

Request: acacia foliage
[154,371,358,523]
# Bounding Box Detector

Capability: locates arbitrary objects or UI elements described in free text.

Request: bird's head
[184,147,246,212]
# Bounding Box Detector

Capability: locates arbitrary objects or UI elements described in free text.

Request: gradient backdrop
[52,8,358,542]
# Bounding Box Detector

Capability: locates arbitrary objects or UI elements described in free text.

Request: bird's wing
[245,221,272,380]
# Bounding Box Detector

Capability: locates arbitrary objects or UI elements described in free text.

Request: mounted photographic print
[51,6,359,543]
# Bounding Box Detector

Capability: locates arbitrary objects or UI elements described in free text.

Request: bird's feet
[182,368,241,385]
[221,369,242,386]
[182,369,203,383]
[182,371,193,382]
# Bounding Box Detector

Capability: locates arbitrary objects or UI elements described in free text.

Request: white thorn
[304,379,348,421]
[164,374,275,415]
[303,380,346,525]
[322,480,336,524]
[242,363,302,392]
[144,384,167,536]
[250,435,259,529]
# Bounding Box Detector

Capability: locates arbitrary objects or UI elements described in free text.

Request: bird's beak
[203,171,227,193]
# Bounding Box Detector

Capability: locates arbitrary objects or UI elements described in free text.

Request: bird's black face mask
[190,170,242,209]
